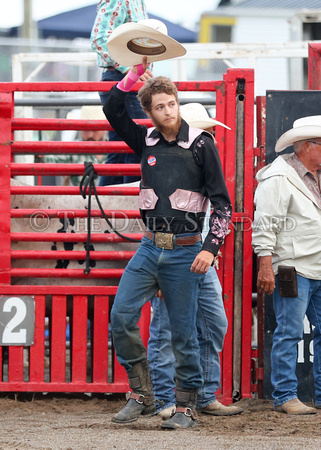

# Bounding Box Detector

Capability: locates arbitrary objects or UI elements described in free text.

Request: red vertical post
[215,80,228,168]
[308,42,321,90]
[92,295,109,383]
[239,69,255,399]
[72,296,88,383]
[8,347,24,383]
[221,70,237,403]
[0,91,13,285]
[215,80,229,288]
[0,91,18,383]
[51,295,67,383]
[221,69,255,402]
[30,295,46,383]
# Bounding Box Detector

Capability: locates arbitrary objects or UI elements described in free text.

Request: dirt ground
[0,395,321,449]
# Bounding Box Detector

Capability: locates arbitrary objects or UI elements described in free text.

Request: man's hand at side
[257,255,275,295]
[191,250,214,274]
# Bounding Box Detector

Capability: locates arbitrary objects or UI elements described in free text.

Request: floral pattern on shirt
[91,0,147,73]
[210,205,232,246]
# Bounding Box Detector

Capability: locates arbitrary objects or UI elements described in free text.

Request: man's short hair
[293,140,305,153]
[137,76,179,112]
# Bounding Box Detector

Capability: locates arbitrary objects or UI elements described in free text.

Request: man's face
[147,93,180,137]
[81,130,106,141]
[306,139,321,170]
[204,126,217,144]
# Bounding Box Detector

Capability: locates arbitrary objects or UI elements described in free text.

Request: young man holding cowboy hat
[103,19,232,429]
[252,115,321,414]
[148,103,243,420]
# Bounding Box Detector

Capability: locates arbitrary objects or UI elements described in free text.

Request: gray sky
[0,0,220,30]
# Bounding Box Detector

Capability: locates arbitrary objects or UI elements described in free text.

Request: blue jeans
[148,266,228,412]
[98,69,145,186]
[110,234,205,388]
[271,274,321,406]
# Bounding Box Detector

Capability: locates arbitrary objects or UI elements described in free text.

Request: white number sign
[0,296,35,346]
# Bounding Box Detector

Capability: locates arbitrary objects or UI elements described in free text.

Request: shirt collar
[289,153,315,179]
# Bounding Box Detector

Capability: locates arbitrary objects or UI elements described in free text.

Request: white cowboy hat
[180,103,231,130]
[107,19,186,66]
[275,115,321,152]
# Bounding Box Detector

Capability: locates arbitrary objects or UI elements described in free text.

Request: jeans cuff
[196,397,216,409]
[273,394,297,407]
[154,402,176,415]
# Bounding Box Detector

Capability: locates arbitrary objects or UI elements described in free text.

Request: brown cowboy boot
[161,382,198,430]
[112,360,156,423]
[275,398,316,415]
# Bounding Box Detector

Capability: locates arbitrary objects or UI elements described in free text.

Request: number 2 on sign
[2,297,27,344]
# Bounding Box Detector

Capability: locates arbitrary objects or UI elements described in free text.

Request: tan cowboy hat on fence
[180,103,231,130]
[107,19,186,66]
[275,115,321,152]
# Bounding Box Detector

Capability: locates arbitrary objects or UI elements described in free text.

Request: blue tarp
[34,5,197,43]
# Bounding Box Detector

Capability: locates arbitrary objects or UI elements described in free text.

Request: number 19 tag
[0,296,35,346]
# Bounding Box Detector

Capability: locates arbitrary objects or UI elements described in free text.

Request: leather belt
[144,230,201,249]
[103,66,116,71]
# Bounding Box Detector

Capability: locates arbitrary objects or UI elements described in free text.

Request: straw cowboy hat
[107,19,186,66]
[180,103,231,130]
[80,106,105,121]
[66,106,105,121]
[275,115,321,152]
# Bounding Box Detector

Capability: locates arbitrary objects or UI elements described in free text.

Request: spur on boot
[112,360,156,423]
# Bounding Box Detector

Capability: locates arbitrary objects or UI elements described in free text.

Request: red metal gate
[0,69,255,401]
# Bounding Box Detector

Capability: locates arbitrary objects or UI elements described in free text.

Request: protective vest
[139,127,210,222]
